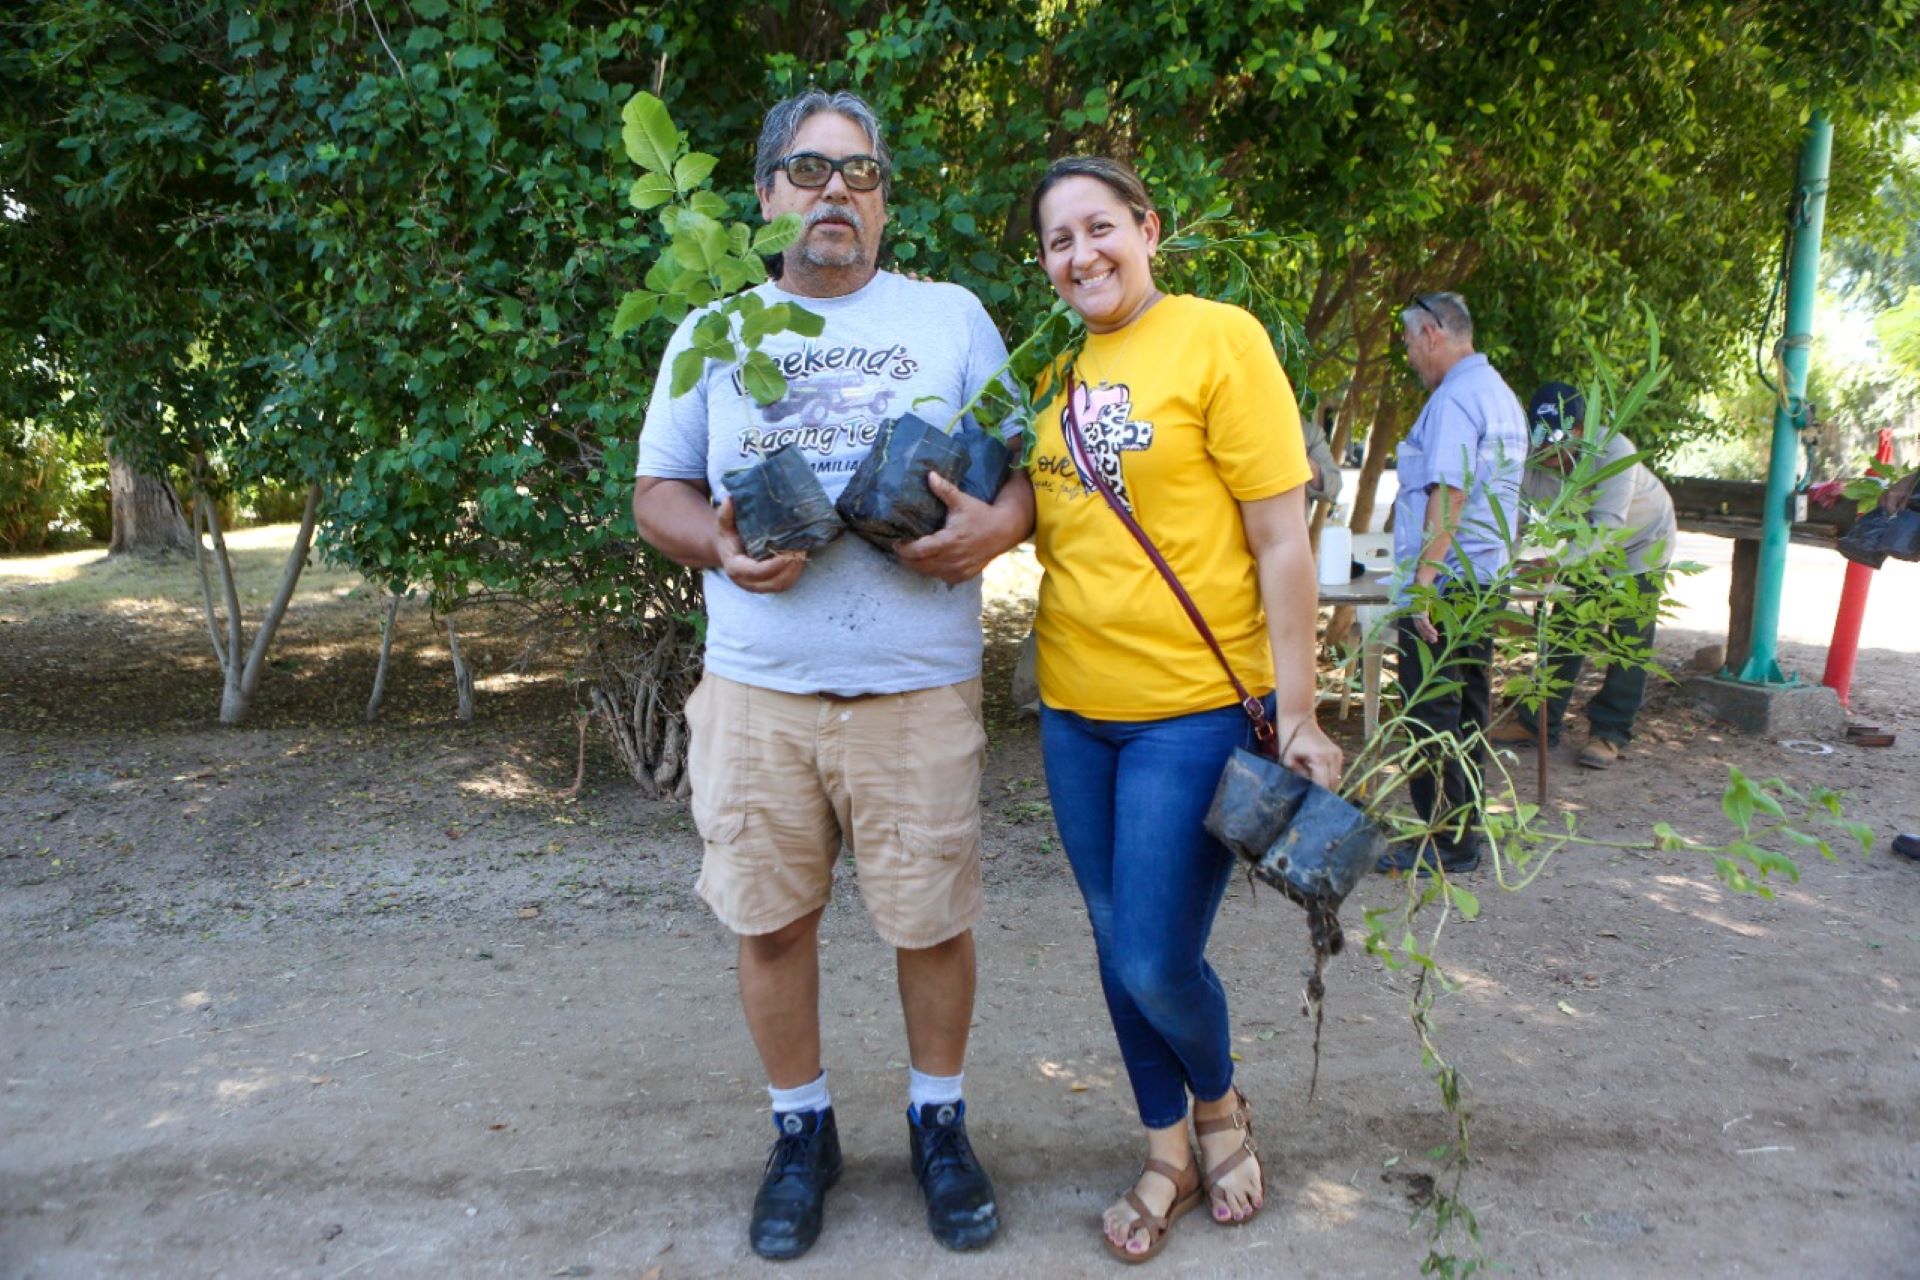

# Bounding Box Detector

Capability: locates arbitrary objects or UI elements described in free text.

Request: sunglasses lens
[785,155,832,186]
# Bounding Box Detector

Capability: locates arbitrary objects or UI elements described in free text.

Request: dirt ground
[2,530,1917,1279]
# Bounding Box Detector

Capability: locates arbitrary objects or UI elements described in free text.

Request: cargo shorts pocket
[684,675,747,844]
[890,680,986,857]
[898,815,979,860]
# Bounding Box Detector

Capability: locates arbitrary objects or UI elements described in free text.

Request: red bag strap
[1061,371,1279,760]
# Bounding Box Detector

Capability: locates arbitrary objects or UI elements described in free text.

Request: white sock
[908,1067,964,1119]
[768,1070,831,1116]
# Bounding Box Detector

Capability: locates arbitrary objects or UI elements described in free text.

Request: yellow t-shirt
[1030,295,1310,719]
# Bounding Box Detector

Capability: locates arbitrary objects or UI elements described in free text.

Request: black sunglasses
[1407,294,1442,325]
[775,151,885,192]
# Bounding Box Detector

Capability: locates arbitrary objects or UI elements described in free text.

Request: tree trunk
[1350,388,1405,537]
[207,481,323,726]
[1328,386,1409,652]
[107,449,192,556]
[365,593,402,722]
[446,618,474,722]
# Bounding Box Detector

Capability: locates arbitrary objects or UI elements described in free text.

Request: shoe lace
[919,1119,975,1175]
[764,1130,816,1183]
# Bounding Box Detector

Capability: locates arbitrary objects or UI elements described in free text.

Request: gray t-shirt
[1521,430,1676,574]
[636,270,1011,695]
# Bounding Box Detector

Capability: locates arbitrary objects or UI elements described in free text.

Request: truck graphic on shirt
[761,371,895,428]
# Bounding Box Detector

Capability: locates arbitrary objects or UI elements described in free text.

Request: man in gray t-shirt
[632,90,1026,1259]
[1493,381,1675,768]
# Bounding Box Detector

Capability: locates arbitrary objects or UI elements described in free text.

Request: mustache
[804,205,864,232]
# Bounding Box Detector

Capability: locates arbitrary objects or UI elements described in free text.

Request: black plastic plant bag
[1838,470,1920,568]
[1204,746,1385,955]
[835,413,971,552]
[1837,506,1920,568]
[1204,748,1311,862]
[721,444,843,559]
[1252,785,1386,914]
[954,418,1013,505]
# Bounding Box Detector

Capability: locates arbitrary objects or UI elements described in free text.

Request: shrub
[0,425,103,552]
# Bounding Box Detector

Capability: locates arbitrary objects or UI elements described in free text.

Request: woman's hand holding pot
[1279,715,1343,791]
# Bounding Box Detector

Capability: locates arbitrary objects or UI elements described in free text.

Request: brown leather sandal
[1195,1087,1264,1226]
[1102,1156,1202,1264]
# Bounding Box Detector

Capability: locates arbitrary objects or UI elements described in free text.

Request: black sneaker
[1375,840,1481,877]
[908,1100,999,1251]
[749,1107,842,1260]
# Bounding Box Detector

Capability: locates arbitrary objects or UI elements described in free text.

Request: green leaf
[752,214,803,257]
[784,304,825,338]
[688,190,731,219]
[740,301,789,345]
[628,174,675,210]
[611,291,659,337]
[676,208,721,238]
[670,236,708,272]
[674,152,719,192]
[1721,769,1756,835]
[1747,847,1800,882]
[670,347,707,397]
[695,222,729,270]
[621,92,679,174]
[450,46,493,70]
[742,350,787,405]
[692,312,730,347]
[644,257,681,293]
[1448,883,1480,920]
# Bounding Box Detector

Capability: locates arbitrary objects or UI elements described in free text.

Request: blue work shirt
[1390,353,1528,603]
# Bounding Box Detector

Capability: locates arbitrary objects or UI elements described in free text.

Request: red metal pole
[1821,428,1896,708]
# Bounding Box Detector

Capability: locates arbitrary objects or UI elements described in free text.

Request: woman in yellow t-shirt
[1027,156,1342,1263]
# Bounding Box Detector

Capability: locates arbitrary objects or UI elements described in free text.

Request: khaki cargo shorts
[683,672,987,950]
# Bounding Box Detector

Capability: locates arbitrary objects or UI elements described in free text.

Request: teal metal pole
[1736,109,1831,685]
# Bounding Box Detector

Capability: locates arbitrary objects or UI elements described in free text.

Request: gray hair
[753,89,893,199]
[1403,291,1473,341]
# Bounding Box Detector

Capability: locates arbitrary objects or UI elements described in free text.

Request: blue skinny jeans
[1040,699,1265,1129]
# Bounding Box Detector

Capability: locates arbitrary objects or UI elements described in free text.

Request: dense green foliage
[0,424,108,551]
[4,0,1919,715]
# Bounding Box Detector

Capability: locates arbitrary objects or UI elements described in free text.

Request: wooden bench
[1667,477,1856,671]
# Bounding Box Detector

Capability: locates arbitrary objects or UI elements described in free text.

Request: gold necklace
[1075,289,1166,388]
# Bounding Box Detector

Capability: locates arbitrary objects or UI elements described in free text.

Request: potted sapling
[611,92,842,557]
